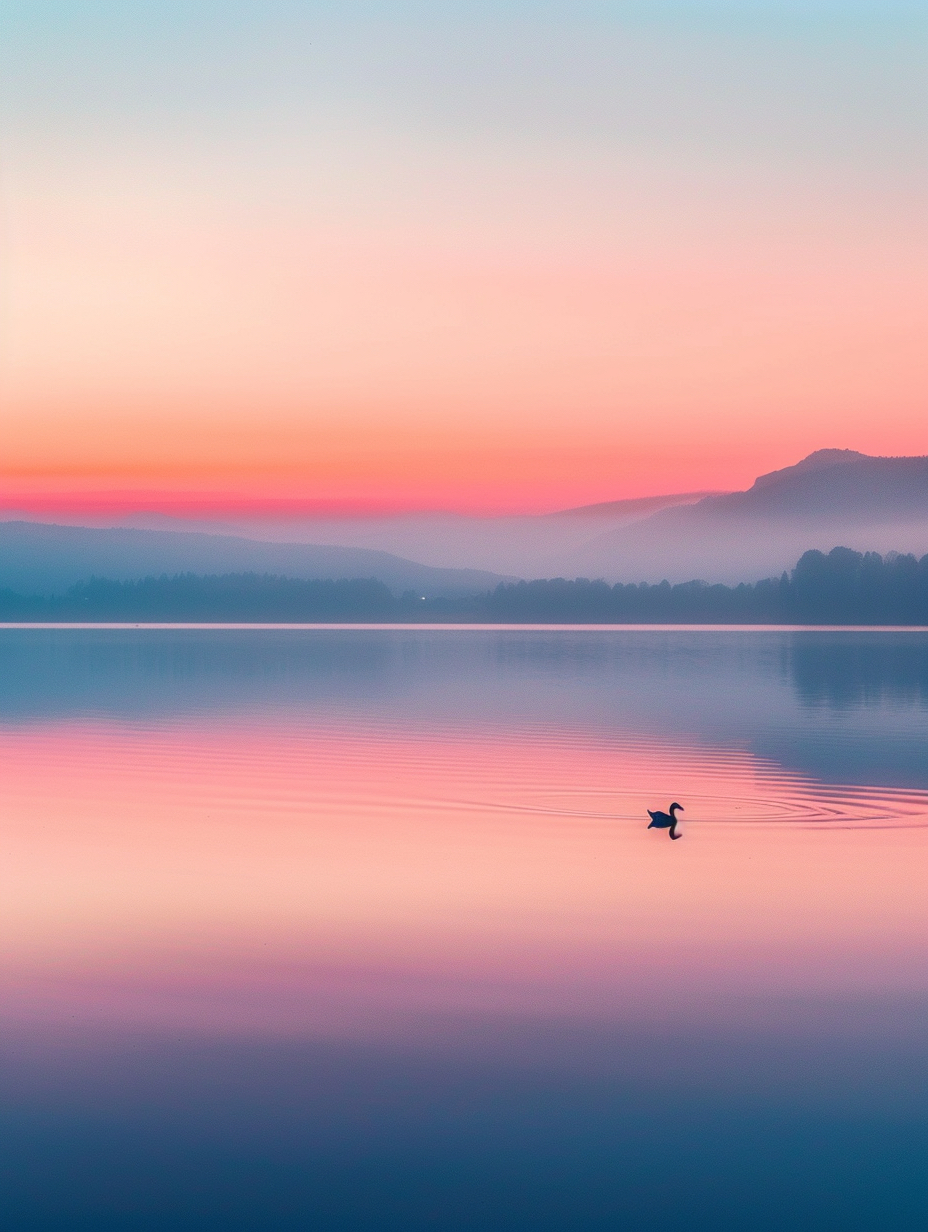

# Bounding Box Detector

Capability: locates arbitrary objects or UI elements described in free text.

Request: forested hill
[1,547,927,624]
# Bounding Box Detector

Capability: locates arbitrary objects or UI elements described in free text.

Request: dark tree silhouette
[1,548,927,624]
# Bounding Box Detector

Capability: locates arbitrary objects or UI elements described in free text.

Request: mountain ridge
[0,520,510,598]
[4,449,927,589]
[750,448,868,490]
[552,450,928,583]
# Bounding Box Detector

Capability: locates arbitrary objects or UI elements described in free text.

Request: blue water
[1,627,927,1231]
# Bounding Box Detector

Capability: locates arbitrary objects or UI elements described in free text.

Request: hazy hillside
[557,451,928,583]
[86,490,717,577]
[708,450,928,520]
[5,452,927,589]
[0,522,508,598]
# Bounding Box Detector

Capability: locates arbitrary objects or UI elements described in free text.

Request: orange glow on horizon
[3,164,926,514]
[3,6,927,518]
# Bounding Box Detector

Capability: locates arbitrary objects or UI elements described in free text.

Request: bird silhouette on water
[647,802,684,839]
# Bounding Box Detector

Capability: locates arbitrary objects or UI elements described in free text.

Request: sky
[1,1,926,514]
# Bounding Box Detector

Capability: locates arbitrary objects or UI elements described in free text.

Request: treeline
[0,574,397,622]
[1,547,927,624]
[478,548,928,624]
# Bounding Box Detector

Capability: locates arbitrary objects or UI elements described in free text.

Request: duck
[647,802,684,839]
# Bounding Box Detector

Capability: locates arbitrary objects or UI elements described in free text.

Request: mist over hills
[559,450,928,583]
[3,450,926,591]
[82,452,924,581]
[84,489,716,578]
[0,522,507,599]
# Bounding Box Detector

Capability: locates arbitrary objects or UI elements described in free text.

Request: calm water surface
[2,628,927,1230]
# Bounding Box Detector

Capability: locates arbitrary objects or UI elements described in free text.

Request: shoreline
[3,622,928,633]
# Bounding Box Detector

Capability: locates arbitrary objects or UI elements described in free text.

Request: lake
[2,627,927,1230]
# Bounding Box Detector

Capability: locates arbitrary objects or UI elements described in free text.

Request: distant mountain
[557,451,928,584]
[0,521,508,598]
[8,490,715,579]
[708,450,928,520]
[548,491,721,518]
[750,448,867,490]
[5,452,926,591]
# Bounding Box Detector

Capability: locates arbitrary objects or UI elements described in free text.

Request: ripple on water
[472,785,928,830]
[6,718,926,833]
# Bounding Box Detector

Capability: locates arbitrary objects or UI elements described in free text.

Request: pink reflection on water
[2,717,927,1042]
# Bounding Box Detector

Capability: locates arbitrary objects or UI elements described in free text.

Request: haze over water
[2,627,927,1230]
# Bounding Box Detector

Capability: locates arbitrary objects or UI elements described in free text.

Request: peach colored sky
[2,4,926,513]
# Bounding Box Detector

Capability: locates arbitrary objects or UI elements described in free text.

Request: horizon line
[0,491,727,521]
[3,623,928,634]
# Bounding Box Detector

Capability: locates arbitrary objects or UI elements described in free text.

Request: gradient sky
[1,2,926,512]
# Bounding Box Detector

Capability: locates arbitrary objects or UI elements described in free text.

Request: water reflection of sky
[1,629,927,1230]
[3,627,928,787]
